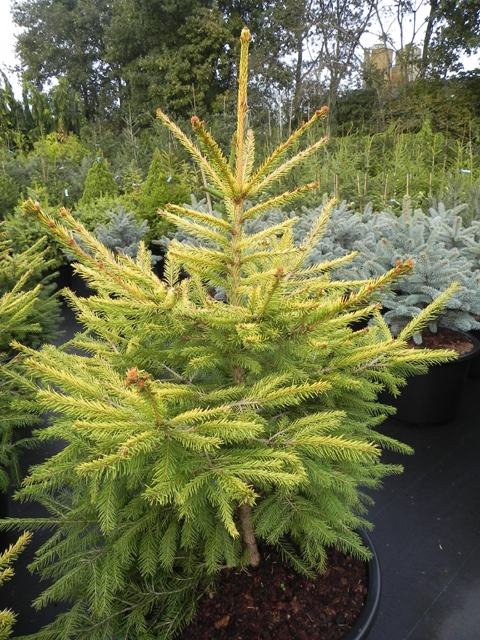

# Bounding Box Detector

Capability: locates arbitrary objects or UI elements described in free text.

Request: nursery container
[343,529,381,640]
[381,330,480,425]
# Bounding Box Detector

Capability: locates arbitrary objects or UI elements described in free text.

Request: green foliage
[137,149,191,245]
[0,174,19,219]
[30,132,91,206]
[0,223,61,493]
[79,151,119,206]
[423,0,480,77]
[7,29,456,640]
[4,187,67,267]
[0,531,32,639]
[73,196,127,233]
[13,0,113,121]
[0,73,26,150]
[342,201,480,342]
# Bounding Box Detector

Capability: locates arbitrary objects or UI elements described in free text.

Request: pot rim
[458,329,480,362]
[342,529,381,640]
[428,327,480,362]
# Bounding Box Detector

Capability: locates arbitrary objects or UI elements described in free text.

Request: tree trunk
[420,0,439,78]
[293,29,304,117]
[239,503,261,567]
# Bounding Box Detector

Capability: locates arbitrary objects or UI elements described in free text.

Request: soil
[177,546,368,640]
[408,326,474,356]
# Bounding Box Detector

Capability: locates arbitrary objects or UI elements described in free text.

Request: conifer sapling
[10,28,458,640]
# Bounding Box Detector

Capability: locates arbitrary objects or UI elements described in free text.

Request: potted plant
[0,223,63,515]
[339,201,480,424]
[5,29,456,640]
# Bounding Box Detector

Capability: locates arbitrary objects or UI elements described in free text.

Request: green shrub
[78,150,119,206]
[136,148,191,245]
[4,187,66,267]
[0,174,19,219]
[0,223,62,494]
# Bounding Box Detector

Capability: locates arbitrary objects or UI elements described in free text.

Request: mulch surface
[408,326,474,356]
[177,546,368,640]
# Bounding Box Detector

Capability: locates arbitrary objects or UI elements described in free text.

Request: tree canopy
[9,0,480,125]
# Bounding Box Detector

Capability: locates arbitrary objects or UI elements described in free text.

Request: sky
[0,0,478,100]
[0,0,22,96]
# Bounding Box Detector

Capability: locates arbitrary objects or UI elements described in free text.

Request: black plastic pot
[467,328,480,378]
[343,529,381,640]
[381,330,480,425]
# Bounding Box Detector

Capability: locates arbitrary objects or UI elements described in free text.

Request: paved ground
[368,376,480,640]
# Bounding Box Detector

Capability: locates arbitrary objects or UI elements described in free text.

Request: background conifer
[137,149,190,246]
[0,223,61,493]
[79,150,118,206]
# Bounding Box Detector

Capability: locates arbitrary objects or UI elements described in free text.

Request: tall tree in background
[370,0,480,81]
[105,0,237,118]
[11,0,480,126]
[420,0,480,77]
[315,0,377,113]
[12,0,113,119]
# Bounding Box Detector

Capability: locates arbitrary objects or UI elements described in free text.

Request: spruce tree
[0,531,32,639]
[8,29,457,640]
[78,150,118,206]
[0,223,62,493]
[95,207,150,261]
[137,148,190,245]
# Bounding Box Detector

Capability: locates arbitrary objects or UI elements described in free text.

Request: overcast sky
[0,0,22,96]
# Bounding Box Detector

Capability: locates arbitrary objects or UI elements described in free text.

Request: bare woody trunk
[239,503,261,567]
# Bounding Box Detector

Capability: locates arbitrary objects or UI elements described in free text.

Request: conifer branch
[200,183,225,200]
[191,117,239,201]
[243,107,328,197]
[156,109,227,196]
[254,266,284,320]
[396,284,459,342]
[245,136,329,199]
[165,204,232,232]
[241,183,319,222]
[160,211,230,248]
[236,218,299,250]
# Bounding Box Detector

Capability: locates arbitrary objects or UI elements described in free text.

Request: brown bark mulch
[177,546,368,640]
[407,326,474,356]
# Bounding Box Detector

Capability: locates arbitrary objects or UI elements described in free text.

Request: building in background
[364,44,421,87]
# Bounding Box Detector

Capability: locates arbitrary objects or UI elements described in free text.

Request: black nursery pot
[467,329,480,378]
[381,330,480,425]
[343,529,381,640]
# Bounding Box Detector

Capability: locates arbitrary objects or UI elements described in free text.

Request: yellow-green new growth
[8,25,460,640]
[0,531,31,639]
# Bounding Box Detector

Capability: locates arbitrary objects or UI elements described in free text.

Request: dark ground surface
[2,302,480,639]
